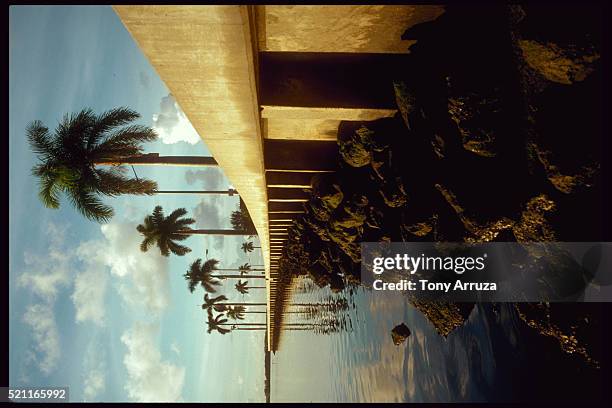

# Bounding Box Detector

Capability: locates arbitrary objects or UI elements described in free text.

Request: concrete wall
[113,5,273,284]
[256,5,444,142]
[257,5,445,53]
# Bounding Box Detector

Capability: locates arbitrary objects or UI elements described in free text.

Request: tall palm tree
[201,294,229,311]
[241,242,260,254]
[27,107,159,222]
[206,309,231,335]
[137,206,250,257]
[231,198,257,236]
[216,263,264,275]
[225,306,246,320]
[155,188,238,196]
[235,280,266,295]
[187,259,266,287]
[184,260,222,293]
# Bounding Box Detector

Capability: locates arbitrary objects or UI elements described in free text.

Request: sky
[9,6,266,402]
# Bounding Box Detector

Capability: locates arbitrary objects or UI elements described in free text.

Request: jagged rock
[311,173,344,210]
[338,122,391,167]
[391,323,412,345]
[528,141,599,194]
[393,81,417,130]
[410,301,475,337]
[404,222,433,237]
[447,91,499,158]
[379,177,408,208]
[431,134,446,159]
[514,303,600,368]
[338,125,374,167]
[512,194,556,241]
[518,39,599,85]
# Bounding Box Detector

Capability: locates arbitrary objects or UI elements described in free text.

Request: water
[271,280,603,403]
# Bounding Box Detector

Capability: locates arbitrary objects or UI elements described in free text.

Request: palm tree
[231,198,257,236]
[201,294,229,311]
[187,259,266,285]
[225,306,246,320]
[184,260,222,293]
[155,188,238,196]
[241,242,260,254]
[137,206,251,257]
[206,309,231,335]
[216,263,264,276]
[27,107,160,222]
[235,280,266,295]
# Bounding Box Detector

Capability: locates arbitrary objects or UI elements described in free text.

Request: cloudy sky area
[9,6,265,402]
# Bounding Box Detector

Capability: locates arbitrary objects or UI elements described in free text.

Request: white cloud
[100,223,171,313]
[139,71,151,89]
[71,267,108,325]
[82,339,107,401]
[192,196,226,252]
[73,222,171,314]
[121,323,185,402]
[83,367,106,401]
[184,168,225,190]
[18,223,72,301]
[22,303,60,375]
[152,94,201,144]
[170,342,180,356]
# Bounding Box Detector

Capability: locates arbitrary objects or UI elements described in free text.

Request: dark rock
[379,177,408,208]
[391,323,412,345]
[514,303,600,368]
[410,301,475,337]
[518,39,599,85]
[393,81,417,130]
[447,90,500,158]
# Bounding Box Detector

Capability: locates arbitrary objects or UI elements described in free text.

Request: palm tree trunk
[177,229,251,236]
[218,302,266,306]
[94,154,218,167]
[156,189,238,196]
[216,268,265,272]
[219,323,322,327]
[246,286,266,289]
[211,274,266,279]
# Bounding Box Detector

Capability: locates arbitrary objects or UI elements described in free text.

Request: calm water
[270,281,602,403]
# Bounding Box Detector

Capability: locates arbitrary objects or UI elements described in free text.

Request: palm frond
[175,217,196,228]
[168,240,192,256]
[57,108,96,146]
[189,259,202,276]
[152,206,165,225]
[67,186,114,223]
[202,259,220,273]
[167,207,188,224]
[36,172,61,209]
[26,121,55,158]
[158,239,170,257]
[96,124,157,158]
[202,279,220,294]
[188,279,198,293]
[88,107,141,147]
[95,168,157,196]
[139,236,155,253]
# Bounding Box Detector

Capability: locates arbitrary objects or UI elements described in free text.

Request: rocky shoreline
[275,4,603,367]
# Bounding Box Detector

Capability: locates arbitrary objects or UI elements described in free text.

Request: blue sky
[9,6,266,402]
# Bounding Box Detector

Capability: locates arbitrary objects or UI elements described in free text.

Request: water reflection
[271,277,601,402]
